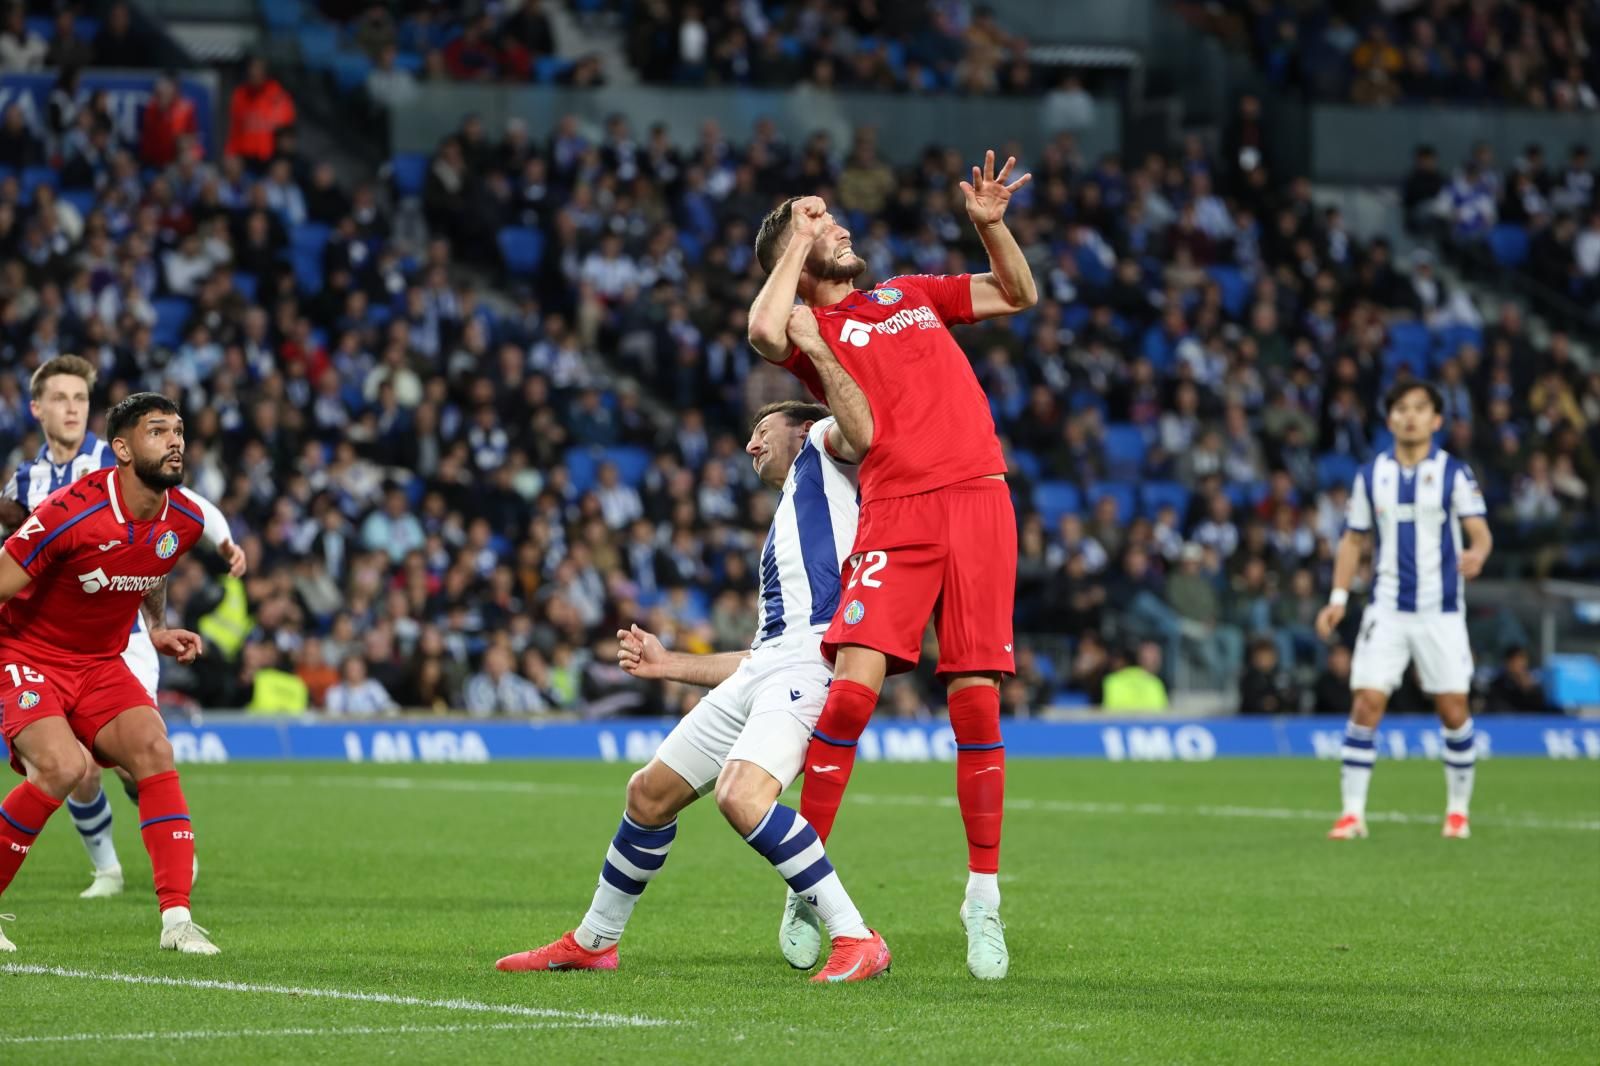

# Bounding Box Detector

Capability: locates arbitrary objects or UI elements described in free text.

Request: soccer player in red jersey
[747,150,1036,979]
[0,393,218,954]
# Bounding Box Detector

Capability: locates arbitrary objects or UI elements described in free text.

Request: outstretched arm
[186,489,247,577]
[787,306,871,461]
[962,150,1038,320]
[617,624,748,688]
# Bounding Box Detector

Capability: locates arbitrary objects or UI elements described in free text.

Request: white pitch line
[0,1021,601,1046]
[1,965,673,1028]
[187,770,1600,833]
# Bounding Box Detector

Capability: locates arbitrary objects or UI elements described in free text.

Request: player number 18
[847,551,888,590]
[3,663,44,687]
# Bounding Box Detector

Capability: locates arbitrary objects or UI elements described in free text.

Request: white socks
[966,871,1001,909]
[1442,719,1476,816]
[1340,721,1376,818]
[66,787,121,874]
[161,906,192,929]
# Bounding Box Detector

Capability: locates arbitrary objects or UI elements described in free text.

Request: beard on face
[133,451,184,489]
[809,246,868,281]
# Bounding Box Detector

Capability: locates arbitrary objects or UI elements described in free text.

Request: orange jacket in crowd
[141,94,199,168]
[226,77,296,162]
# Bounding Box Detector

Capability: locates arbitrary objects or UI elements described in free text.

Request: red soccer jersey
[0,468,205,661]
[780,274,1006,502]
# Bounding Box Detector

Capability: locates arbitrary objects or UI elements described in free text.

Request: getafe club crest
[155,530,180,560]
[867,287,903,305]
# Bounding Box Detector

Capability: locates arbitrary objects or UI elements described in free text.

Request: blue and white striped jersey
[1346,447,1487,614]
[2,432,115,511]
[753,417,860,649]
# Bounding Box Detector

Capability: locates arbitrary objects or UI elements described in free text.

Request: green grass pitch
[2,758,1596,1064]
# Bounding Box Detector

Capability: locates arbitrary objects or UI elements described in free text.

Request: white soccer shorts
[1349,607,1473,695]
[655,632,831,794]
[122,627,160,704]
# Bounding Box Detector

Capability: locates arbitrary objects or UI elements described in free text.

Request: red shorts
[823,476,1017,677]
[0,647,153,775]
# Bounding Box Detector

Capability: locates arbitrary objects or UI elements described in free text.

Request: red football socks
[950,685,1005,874]
[136,770,194,912]
[0,780,60,896]
[800,679,879,843]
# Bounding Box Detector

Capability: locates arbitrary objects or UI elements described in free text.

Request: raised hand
[789,195,831,241]
[153,628,204,664]
[616,623,670,680]
[960,149,1032,227]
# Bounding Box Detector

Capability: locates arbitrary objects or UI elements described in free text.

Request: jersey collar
[36,432,99,465]
[107,468,170,524]
[1386,443,1438,470]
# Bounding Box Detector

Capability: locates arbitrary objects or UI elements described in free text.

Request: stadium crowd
[1202,0,1600,110]
[0,41,1592,718]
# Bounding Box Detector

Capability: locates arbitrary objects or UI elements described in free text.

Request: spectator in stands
[325,656,400,716]
[367,44,420,111]
[45,11,91,70]
[0,3,44,72]
[1311,644,1353,717]
[295,637,340,708]
[1101,642,1169,713]
[141,73,200,169]
[361,485,426,562]
[92,1,149,68]
[227,58,297,168]
[1487,646,1551,713]
[0,103,40,170]
[464,643,547,716]
[1238,636,1300,715]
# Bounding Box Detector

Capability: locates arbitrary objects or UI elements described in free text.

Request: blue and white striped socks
[576,812,677,951]
[1442,719,1476,816]
[1340,722,1376,818]
[66,786,121,874]
[745,802,869,940]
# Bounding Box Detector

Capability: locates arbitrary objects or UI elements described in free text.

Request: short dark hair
[754,196,801,275]
[107,392,179,441]
[751,399,829,431]
[1383,379,1445,414]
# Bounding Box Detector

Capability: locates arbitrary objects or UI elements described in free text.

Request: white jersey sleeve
[1345,468,1373,533]
[1450,461,1487,519]
[185,487,234,551]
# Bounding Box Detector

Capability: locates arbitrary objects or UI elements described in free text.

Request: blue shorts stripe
[763,826,817,867]
[600,860,647,896]
[956,741,1005,752]
[613,838,669,871]
[137,813,191,830]
[1341,759,1375,770]
[1342,736,1375,750]
[0,805,40,836]
[785,855,834,894]
[75,814,114,838]
[811,730,857,749]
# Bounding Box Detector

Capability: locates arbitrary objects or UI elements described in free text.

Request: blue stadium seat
[292,250,323,293]
[152,298,192,348]
[332,52,372,94]
[1487,224,1529,268]
[1102,423,1146,480]
[1317,452,1360,490]
[59,188,96,218]
[1206,265,1250,317]
[1087,482,1136,523]
[1051,689,1091,708]
[602,446,651,487]
[232,272,259,302]
[1032,481,1081,525]
[564,446,600,495]
[1140,480,1189,519]
[262,0,302,31]
[20,166,58,203]
[1387,321,1431,359]
[535,56,573,84]
[1543,655,1600,709]
[1224,481,1266,511]
[497,226,544,276]
[1383,346,1429,379]
[1433,324,1483,364]
[298,25,340,71]
[1010,448,1042,482]
[390,152,428,198]
[291,222,332,256]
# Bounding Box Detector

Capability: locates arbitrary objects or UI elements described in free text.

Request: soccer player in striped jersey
[0,356,245,898]
[495,402,891,982]
[1317,381,1493,840]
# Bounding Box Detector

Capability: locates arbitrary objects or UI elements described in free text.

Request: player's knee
[625,767,678,826]
[123,732,175,778]
[30,745,91,798]
[712,774,766,836]
[70,762,104,802]
[1351,690,1386,724]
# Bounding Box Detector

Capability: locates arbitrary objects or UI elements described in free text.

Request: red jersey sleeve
[891,274,976,326]
[777,345,829,403]
[4,499,76,578]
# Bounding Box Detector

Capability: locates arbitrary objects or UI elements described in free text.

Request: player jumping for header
[0,393,217,954]
[746,150,1037,979]
[1317,381,1493,840]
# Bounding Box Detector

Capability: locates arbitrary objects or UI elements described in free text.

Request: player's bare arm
[617,623,749,688]
[786,306,870,461]
[139,578,203,664]
[0,497,24,530]
[1459,516,1493,579]
[747,196,830,361]
[1317,529,1370,640]
[961,150,1038,320]
[0,549,32,605]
